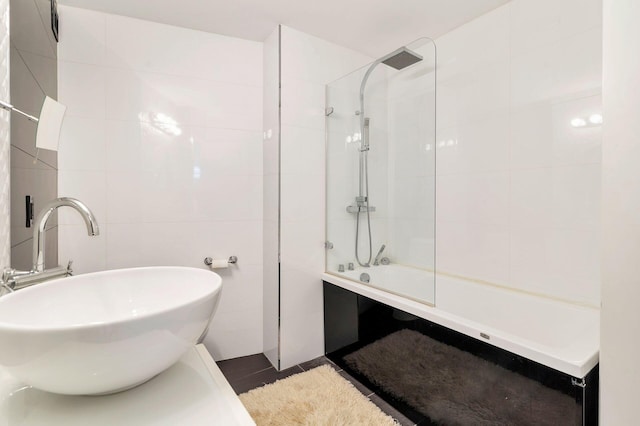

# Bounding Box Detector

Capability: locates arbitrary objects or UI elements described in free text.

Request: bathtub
[323,265,599,378]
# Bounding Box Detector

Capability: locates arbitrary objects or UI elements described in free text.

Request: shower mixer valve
[346,196,376,214]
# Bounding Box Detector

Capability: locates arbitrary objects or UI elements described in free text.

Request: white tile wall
[0,0,9,269]
[57,6,263,360]
[601,2,640,422]
[262,27,280,368]
[277,26,371,369]
[385,42,436,271]
[9,0,60,271]
[434,0,602,306]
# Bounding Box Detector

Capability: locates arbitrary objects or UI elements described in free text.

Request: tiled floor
[217,354,415,426]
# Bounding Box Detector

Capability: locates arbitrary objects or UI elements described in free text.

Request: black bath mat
[343,329,579,425]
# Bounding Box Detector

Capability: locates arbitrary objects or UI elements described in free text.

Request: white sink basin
[0,266,222,395]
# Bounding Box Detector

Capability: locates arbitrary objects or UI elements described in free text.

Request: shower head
[380,47,423,70]
[359,46,423,101]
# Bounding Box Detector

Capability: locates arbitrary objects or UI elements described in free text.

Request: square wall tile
[57,170,106,225]
[58,6,106,65]
[436,172,509,227]
[279,307,324,370]
[57,61,106,119]
[436,220,510,286]
[10,0,56,58]
[510,226,600,306]
[105,13,262,86]
[58,223,107,274]
[58,116,106,171]
[510,0,602,52]
[510,165,601,229]
[280,126,325,175]
[281,79,326,130]
[105,69,262,130]
[510,28,602,108]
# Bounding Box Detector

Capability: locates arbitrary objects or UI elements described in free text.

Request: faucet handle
[66,260,74,276]
[2,267,31,283]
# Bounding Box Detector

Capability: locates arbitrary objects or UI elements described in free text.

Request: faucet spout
[32,197,99,272]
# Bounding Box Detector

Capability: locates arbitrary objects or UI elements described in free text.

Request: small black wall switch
[26,195,34,228]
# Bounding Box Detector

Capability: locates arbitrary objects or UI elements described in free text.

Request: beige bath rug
[239,365,398,426]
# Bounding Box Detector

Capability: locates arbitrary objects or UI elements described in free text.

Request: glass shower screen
[325,38,437,305]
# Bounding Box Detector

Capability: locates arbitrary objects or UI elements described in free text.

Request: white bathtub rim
[322,272,599,378]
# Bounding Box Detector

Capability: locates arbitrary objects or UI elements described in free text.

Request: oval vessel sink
[0,266,222,395]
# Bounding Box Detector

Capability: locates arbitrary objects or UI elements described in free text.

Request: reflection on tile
[19,50,57,99]
[104,68,262,130]
[10,166,57,247]
[10,45,45,117]
[10,0,56,58]
[510,94,602,169]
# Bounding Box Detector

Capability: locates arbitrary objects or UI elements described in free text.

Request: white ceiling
[58,0,510,57]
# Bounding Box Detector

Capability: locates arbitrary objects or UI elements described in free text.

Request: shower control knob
[348,263,354,271]
[338,264,345,273]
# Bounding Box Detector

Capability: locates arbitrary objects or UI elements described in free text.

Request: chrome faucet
[32,197,99,272]
[0,198,99,295]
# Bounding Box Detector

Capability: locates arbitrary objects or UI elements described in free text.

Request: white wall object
[601,0,640,423]
[434,0,602,307]
[262,26,280,368]
[0,0,9,269]
[57,6,264,361]
[277,26,371,369]
[35,96,66,151]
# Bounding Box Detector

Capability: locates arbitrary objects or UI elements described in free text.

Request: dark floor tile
[368,394,416,426]
[229,367,277,394]
[298,356,338,371]
[264,364,305,386]
[232,364,304,395]
[217,353,273,382]
[338,369,375,397]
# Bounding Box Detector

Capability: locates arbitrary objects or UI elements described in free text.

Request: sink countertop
[0,345,255,426]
